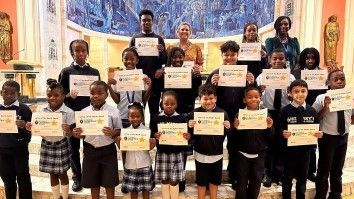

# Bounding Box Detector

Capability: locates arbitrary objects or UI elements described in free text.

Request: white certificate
[238,109,268,130]
[301,70,328,90]
[182,61,195,69]
[120,129,150,151]
[218,65,248,87]
[0,110,18,133]
[262,69,290,89]
[69,75,99,96]
[238,43,261,61]
[31,112,63,136]
[75,111,108,135]
[158,123,188,146]
[135,37,159,56]
[164,67,192,89]
[327,88,353,112]
[287,124,319,146]
[194,112,224,135]
[114,69,144,91]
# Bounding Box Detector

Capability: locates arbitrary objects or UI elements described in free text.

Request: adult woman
[265,16,300,70]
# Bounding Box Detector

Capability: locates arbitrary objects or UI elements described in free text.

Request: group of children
[0,28,353,199]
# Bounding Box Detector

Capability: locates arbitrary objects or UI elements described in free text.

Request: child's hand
[154,132,162,140]
[283,130,291,138]
[157,44,165,53]
[192,64,202,76]
[261,49,267,58]
[183,132,191,140]
[102,127,114,137]
[259,85,266,93]
[25,122,32,132]
[143,76,152,86]
[115,136,121,147]
[16,119,26,129]
[188,120,196,128]
[224,120,231,129]
[70,89,79,99]
[324,96,331,109]
[246,72,255,84]
[149,138,156,150]
[233,118,240,129]
[154,69,164,79]
[107,78,117,86]
[266,117,273,128]
[211,74,220,86]
[72,127,84,138]
[313,131,323,138]
[62,123,71,136]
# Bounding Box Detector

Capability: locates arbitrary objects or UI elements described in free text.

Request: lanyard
[126,91,135,104]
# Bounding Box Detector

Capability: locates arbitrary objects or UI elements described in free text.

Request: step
[1,167,354,198]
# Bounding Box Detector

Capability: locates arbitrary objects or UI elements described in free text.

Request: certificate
[164,67,192,89]
[135,37,158,56]
[194,112,224,135]
[0,110,18,133]
[75,111,108,135]
[31,112,63,136]
[301,70,328,90]
[158,123,188,146]
[69,75,99,96]
[182,61,195,69]
[120,129,150,151]
[218,65,248,87]
[114,69,144,91]
[238,43,261,61]
[287,124,319,146]
[327,88,353,112]
[262,69,290,89]
[238,109,268,130]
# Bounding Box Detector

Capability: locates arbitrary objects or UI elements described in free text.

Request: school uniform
[189,106,230,186]
[149,112,187,182]
[81,103,122,188]
[121,124,155,193]
[231,110,273,199]
[39,104,75,174]
[0,100,32,199]
[312,94,354,199]
[279,102,319,199]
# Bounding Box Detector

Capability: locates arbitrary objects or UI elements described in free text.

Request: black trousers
[282,147,311,199]
[69,136,82,182]
[315,133,348,199]
[308,146,317,175]
[227,150,237,184]
[234,151,265,199]
[148,90,161,116]
[0,146,32,199]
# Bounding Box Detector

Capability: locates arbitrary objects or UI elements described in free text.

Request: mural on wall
[66,0,275,39]
[0,11,13,63]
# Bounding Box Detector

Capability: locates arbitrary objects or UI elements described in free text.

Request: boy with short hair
[0,80,32,199]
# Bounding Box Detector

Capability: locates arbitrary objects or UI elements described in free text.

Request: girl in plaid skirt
[26,79,75,199]
[150,91,191,199]
[117,102,156,199]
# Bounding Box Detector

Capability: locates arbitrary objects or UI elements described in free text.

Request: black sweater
[189,106,230,156]
[0,103,32,147]
[58,63,100,111]
[149,113,188,153]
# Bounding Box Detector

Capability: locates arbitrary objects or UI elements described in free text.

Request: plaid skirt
[39,137,71,174]
[121,166,155,193]
[155,152,185,182]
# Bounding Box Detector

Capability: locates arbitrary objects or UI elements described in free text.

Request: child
[25,79,74,199]
[206,40,254,188]
[107,47,152,128]
[58,39,101,192]
[312,70,354,199]
[232,86,273,199]
[279,79,322,199]
[0,80,32,199]
[188,84,231,199]
[72,80,122,199]
[117,102,156,199]
[255,48,296,187]
[150,90,190,199]
[238,22,268,78]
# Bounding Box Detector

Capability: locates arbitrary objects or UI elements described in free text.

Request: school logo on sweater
[287,117,297,123]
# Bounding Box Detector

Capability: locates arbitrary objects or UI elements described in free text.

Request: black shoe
[308,173,317,182]
[231,182,237,191]
[262,174,272,188]
[179,181,186,192]
[72,180,82,192]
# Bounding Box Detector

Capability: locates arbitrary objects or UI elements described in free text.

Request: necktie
[297,106,304,123]
[337,110,345,135]
[273,89,282,111]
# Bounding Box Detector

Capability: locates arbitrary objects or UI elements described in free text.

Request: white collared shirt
[158,111,179,117]
[73,61,88,68]
[41,104,75,142]
[124,124,152,170]
[291,101,306,109]
[0,100,20,108]
[83,102,122,147]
